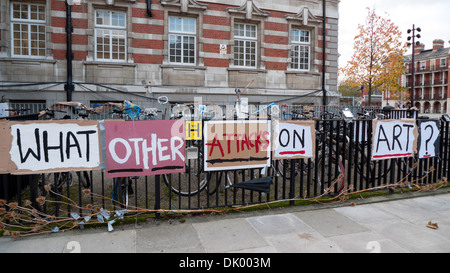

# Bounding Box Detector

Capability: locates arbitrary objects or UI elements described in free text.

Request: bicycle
[162,141,240,196]
[138,107,161,120]
[333,108,422,190]
[111,176,135,208]
[106,101,146,204]
[271,129,346,195]
[36,104,92,197]
[6,107,31,116]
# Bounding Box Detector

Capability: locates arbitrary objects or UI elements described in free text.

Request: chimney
[415,43,425,54]
[433,39,445,51]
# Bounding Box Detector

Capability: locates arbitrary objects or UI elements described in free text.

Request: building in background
[387,39,450,113]
[0,0,340,112]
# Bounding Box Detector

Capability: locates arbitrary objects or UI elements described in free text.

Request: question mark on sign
[424,124,434,156]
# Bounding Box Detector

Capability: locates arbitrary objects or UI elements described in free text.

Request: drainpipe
[65,0,74,102]
[146,0,152,17]
[322,0,327,106]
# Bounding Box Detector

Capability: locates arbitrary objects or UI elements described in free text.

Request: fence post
[154,175,161,219]
[289,159,296,206]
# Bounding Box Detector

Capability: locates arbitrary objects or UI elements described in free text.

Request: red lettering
[207,130,270,157]
[240,133,251,151]
[223,133,234,154]
[206,134,224,157]
[261,130,270,150]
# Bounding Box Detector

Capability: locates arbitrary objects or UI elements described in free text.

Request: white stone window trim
[168,16,197,66]
[290,29,311,72]
[233,22,258,69]
[94,9,127,63]
[10,2,47,59]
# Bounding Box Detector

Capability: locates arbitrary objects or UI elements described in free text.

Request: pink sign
[104,120,185,178]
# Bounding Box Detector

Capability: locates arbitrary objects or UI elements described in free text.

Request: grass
[1,176,449,237]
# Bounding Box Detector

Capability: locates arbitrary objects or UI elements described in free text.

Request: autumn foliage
[340,8,408,105]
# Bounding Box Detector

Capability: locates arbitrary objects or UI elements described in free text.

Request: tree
[378,52,409,105]
[339,8,407,105]
[338,82,361,97]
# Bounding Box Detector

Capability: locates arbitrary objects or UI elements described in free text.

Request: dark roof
[404,47,449,62]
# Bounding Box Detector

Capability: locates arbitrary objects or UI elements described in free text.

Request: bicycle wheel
[52,172,72,192]
[206,171,238,195]
[355,143,392,181]
[273,159,303,180]
[76,171,91,188]
[315,154,345,193]
[163,157,209,196]
[111,177,132,207]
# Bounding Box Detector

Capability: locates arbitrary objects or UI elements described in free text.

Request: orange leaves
[340,8,407,103]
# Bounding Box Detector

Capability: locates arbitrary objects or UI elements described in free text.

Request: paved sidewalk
[1,189,450,253]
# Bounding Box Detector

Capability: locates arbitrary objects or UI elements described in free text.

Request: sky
[338,0,450,74]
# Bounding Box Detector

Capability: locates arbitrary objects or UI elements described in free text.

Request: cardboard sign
[204,120,271,171]
[104,120,185,178]
[8,120,101,174]
[418,120,440,159]
[273,120,315,159]
[0,120,14,173]
[372,119,418,160]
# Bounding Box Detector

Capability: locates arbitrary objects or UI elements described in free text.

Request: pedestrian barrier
[1,102,447,237]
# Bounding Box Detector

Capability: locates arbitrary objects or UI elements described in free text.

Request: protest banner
[204,120,271,171]
[417,119,440,159]
[104,120,185,178]
[7,120,101,174]
[273,120,315,159]
[371,119,418,160]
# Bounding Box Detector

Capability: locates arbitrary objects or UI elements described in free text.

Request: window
[168,17,196,65]
[95,10,126,62]
[233,23,257,68]
[11,2,46,58]
[420,61,426,71]
[290,29,310,71]
[441,58,447,68]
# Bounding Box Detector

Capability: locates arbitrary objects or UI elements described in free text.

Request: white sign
[220,44,227,55]
[418,120,440,159]
[273,120,315,159]
[9,121,101,173]
[371,119,418,160]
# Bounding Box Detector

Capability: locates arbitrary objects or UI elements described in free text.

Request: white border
[203,120,271,172]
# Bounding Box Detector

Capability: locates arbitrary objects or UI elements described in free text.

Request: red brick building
[0,0,340,110]
[384,39,450,113]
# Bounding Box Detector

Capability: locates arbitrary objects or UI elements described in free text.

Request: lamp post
[65,0,74,102]
[322,0,327,106]
[407,25,421,108]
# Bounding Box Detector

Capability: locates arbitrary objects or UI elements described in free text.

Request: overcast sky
[338,0,450,71]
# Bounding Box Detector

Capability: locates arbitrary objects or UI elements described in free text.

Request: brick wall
[0,0,340,105]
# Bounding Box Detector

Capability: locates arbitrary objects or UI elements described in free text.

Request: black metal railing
[3,109,447,216]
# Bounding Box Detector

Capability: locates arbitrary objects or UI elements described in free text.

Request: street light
[64,0,74,102]
[407,25,421,108]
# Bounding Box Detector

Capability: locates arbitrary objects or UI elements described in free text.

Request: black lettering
[392,125,403,150]
[403,124,414,151]
[17,128,41,163]
[66,131,82,160]
[293,129,305,149]
[279,129,290,147]
[43,131,64,163]
[376,125,390,153]
[77,130,96,162]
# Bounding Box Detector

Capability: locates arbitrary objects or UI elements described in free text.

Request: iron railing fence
[2,108,447,223]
